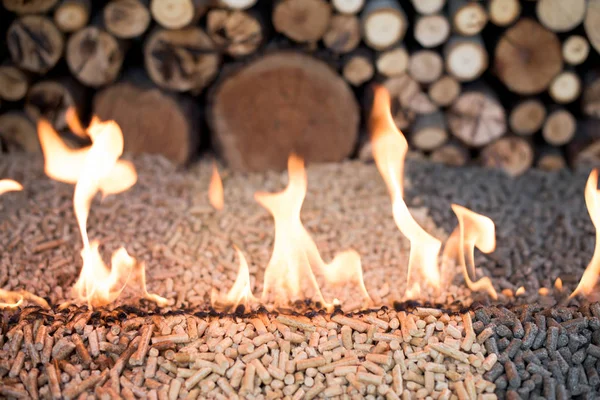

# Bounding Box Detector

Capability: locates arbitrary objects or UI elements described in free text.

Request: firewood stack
[0,0,599,175]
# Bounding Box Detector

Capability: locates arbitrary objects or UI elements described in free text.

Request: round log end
[3,0,58,14]
[104,0,152,39]
[0,66,28,102]
[208,52,359,172]
[150,0,204,30]
[272,0,332,43]
[481,137,533,177]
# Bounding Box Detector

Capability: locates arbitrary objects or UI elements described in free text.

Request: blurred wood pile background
[1,0,600,175]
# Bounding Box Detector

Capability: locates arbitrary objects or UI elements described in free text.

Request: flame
[570,169,600,298]
[211,247,256,311]
[444,204,498,299]
[209,161,224,211]
[38,118,137,195]
[65,107,92,139]
[255,154,371,309]
[0,179,23,195]
[369,85,441,297]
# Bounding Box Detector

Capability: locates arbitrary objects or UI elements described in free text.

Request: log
[444,35,488,82]
[144,27,220,93]
[585,0,600,55]
[562,35,590,66]
[568,119,600,169]
[536,0,586,32]
[217,0,258,10]
[24,78,86,133]
[582,72,600,118]
[480,136,534,177]
[206,9,263,57]
[2,0,58,14]
[414,14,450,48]
[104,0,151,39]
[410,111,447,151]
[361,0,407,50]
[0,65,28,102]
[6,15,64,74]
[487,0,520,27]
[383,74,437,130]
[207,52,359,172]
[342,50,374,86]
[430,140,469,167]
[542,108,576,146]
[536,146,566,172]
[548,70,581,104]
[272,0,332,43]
[408,50,443,84]
[494,18,562,95]
[448,0,488,36]
[323,14,361,54]
[66,26,125,88]
[428,75,460,107]
[0,112,39,153]
[447,84,506,147]
[149,0,208,30]
[375,46,409,77]
[508,98,546,136]
[331,0,364,15]
[93,71,200,166]
[410,0,445,15]
[53,0,91,33]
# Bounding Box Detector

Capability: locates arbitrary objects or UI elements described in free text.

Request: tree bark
[414,14,450,48]
[494,18,562,95]
[331,0,364,15]
[444,35,488,82]
[208,52,359,172]
[562,35,590,66]
[449,0,488,36]
[428,75,461,107]
[272,0,332,43]
[144,27,220,93]
[536,146,566,172]
[149,0,209,30]
[0,112,39,153]
[53,0,91,32]
[447,84,506,147]
[7,15,64,74]
[323,14,361,54]
[548,70,581,104]
[430,140,469,167]
[93,70,200,166]
[536,0,586,32]
[410,111,447,151]
[375,46,409,77]
[0,65,29,102]
[480,136,533,177]
[542,108,576,146]
[487,0,520,27]
[2,0,58,14]
[508,98,546,136]
[410,0,445,16]
[361,0,407,50]
[206,8,264,57]
[103,0,151,39]
[408,50,443,84]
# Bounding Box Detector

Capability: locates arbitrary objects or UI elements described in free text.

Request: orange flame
[0,179,23,195]
[65,107,92,139]
[570,169,600,298]
[369,85,441,298]
[211,247,256,311]
[444,205,498,299]
[209,161,224,211]
[255,154,371,309]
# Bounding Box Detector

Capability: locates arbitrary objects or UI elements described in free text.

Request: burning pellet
[276,315,315,333]
[296,356,326,370]
[331,315,369,333]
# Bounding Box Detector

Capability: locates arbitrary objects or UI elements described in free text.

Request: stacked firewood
[0,0,599,175]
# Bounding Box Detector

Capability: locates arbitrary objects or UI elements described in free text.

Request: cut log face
[536,0,586,32]
[3,0,58,14]
[585,0,600,55]
[7,16,64,74]
[537,146,566,171]
[410,111,447,151]
[430,141,468,167]
[0,112,40,153]
[481,136,533,177]
[408,50,443,84]
[144,28,220,93]
[447,88,506,147]
[361,0,407,50]
[332,0,364,15]
[562,35,590,66]
[0,66,28,102]
[66,27,124,88]
[54,0,91,33]
[450,0,488,36]
[342,53,374,86]
[94,79,199,166]
[208,52,359,172]
[206,9,263,57]
[543,109,576,146]
[414,14,450,48]
[150,0,208,30]
[410,0,445,15]
[104,0,151,39]
[428,75,460,107]
[488,0,520,27]
[218,0,258,10]
[548,71,581,104]
[375,46,409,77]
[384,74,437,130]
[323,14,361,54]
[444,36,488,82]
[509,99,546,136]
[24,80,80,132]
[494,19,562,95]
[272,0,332,43]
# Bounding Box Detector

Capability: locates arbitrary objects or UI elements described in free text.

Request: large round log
[494,19,562,95]
[536,0,586,33]
[480,136,533,177]
[93,72,200,166]
[361,0,407,50]
[0,112,39,153]
[208,52,359,172]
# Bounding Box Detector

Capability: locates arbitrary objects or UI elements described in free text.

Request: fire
[570,169,600,298]
[0,179,22,195]
[369,85,441,298]
[444,204,498,299]
[211,247,256,311]
[209,161,224,210]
